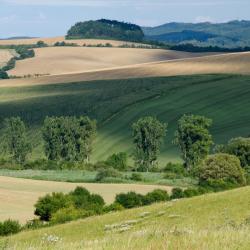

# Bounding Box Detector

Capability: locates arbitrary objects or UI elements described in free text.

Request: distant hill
[0,36,36,40]
[66,19,144,42]
[143,20,250,48]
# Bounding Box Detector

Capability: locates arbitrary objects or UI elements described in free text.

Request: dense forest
[66,19,144,42]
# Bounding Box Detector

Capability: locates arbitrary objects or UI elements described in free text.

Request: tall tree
[3,117,31,163]
[42,116,96,162]
[174,114,213,170]
[132,116,167,171]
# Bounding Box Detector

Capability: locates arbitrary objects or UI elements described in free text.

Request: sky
[0,0,250,38]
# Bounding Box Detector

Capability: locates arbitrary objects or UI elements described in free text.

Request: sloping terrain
[0,176,171,223]
[0,49,15,68]
[3,186,250,249]
[0,75,249,163]
[1,51,250,87]
[7,47,208,77]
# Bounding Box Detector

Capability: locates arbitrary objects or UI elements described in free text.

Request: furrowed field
[0,74,249,163]
[2,186,250,250]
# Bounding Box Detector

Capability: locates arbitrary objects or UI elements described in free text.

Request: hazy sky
[0,0,249,38]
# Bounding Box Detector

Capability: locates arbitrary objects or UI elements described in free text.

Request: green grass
[3,186,250,249]
[0,169,196,187]
[0,74,250,164]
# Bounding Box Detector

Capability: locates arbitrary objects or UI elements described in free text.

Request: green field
[0,74,250,164]
[3,186,250,249]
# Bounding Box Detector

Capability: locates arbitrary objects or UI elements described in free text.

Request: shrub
[36,41,48,47]
[24,219,46,230]
[144,189,170,205]
[164,162,186,175]
[130,173,143,181]
[34,193,72,221]
[103,202,124,213]
[199,153,246,190]
[106,152,128,171]
[50,206,86,224]
[0,220,21,236]
[183,188,200,198]
[95,168,122,182]
[115,192,144,208]
[170,188,184,199]
[0,70,9,79]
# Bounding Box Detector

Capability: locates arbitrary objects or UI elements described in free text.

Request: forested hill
[66,19,144,42]
[143,20,250,48]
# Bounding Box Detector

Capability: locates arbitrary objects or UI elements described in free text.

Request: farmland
[0,74,249,163]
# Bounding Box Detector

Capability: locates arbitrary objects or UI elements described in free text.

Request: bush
[24,219,46,230]
[95,167,122,182]
[199,153,246,190]
[50,206,86,224]
[0,219,21,236]
[105,152,128,171]
[0,70,9,79]
[144,189,169,205]
[36,41,48,48]
[183,188,200,198]
[170,188,184,199]
[164,162,186,175]
[130,173,143,181]
[115,192,144,208]
[34,192,72,221]
[103,202,124,213]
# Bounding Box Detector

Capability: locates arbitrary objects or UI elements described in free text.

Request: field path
[0,176,172,223]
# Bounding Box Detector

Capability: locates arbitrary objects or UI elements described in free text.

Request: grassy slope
[0,74,250,164]
[3,186,250,249]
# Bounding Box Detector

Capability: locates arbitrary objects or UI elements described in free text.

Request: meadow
[0,74,249,164]
[2,186,250,249]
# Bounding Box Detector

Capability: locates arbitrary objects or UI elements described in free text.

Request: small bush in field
[183,188,200,198]
[0,219,21,236]
[95,168,122,182]
[106,152,128,171]
[170,188,185,199]
[115,192,144,208]
[130,173,143,181]
[144,189,170,205]
[50,206,86,224]
[103,203,124,213]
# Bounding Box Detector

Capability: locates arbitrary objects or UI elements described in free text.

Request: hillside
[143,20,250,48]
[0,49,15,68]
[2,186,250,249]
[66,19,144,42]
[7,47,210,77]
[1,51,250,86]
[0,75,249,163]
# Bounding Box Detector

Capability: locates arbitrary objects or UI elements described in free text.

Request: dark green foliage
[174,114,213,170]
[183,188,200,198]
[164,162,186,178]
[34,192,72,221]
[130,173,143,181]
[106,152,128,171]
[2,58,15,71]
[132,116,167,171]
[42,116,96,162]
[0,220,21,236]
[3,117,31,163]
[95,167,122,182]
[0,69,9,79]
[170,188,185,199]
[216,137,250,168]
[54,41,78,47]
[144,189,169,205]
[67,19,144,42]
[103,202,124,213]
[115,192,144,208]
[36,41,48,48]
[199,153,246,190]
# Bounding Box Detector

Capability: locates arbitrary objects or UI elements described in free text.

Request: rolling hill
[7,47,210,77]
[0,74,249,164]
[0,49,16,68]
[2,186,250,249]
